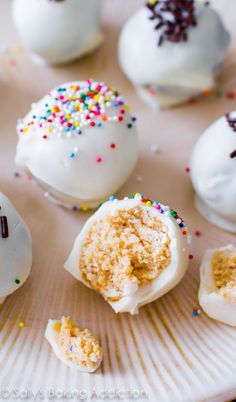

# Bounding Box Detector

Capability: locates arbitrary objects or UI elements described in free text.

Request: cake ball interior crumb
[212,249,236,297]
[80,206,171,301]
[54,317,103,369]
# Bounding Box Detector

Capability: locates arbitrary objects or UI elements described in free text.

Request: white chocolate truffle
[199,245,236,326]
[0,193,32,304]
[45,316,103,372]
[65,194,190,314]
[118,1,230,109]
[12,0,103,65]
[15,80,139,210]
[190,112,236,233]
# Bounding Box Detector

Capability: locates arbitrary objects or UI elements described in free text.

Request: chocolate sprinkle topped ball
[146,0,209,46]
[226,113,236,158]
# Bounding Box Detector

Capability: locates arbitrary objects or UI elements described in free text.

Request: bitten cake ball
[190,112,236,233]
[118,0,230,109]
[0,193,32,304]
[12,0,103,65]
[65,194,190,314]
[199,245,236,326]
[15,80,139,210]
[45,316,103,372]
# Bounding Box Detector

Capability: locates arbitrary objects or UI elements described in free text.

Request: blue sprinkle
[77,130,82,135]
[97,122,102,127]
[109,195,116,201]
[69,346,73,351]
[70,152,75,158]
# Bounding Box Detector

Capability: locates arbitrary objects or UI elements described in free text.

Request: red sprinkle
[195,230,201,237]
[43,135,48,139]
[226,92,236,100]
[110,143,116,149]
[185,167,190,173]
[96,157,102,163]
[90,121,95,127]
[189,254,194,260]
[118,116,123,121]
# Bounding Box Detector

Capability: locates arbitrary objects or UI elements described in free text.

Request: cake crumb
[80,206,171,301]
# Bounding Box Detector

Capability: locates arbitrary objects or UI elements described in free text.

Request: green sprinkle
[15,278,20,285]
[215,90,223,97]
[169,209,177,218]
[127,123,133,129]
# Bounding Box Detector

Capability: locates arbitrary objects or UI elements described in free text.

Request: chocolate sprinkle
[1,216,9,238]
[226,113,236,158]
[230,150,236,159]
[146,0,209,46]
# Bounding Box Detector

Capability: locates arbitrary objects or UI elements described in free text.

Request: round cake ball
[15,80,139,210]
[45,316,103,372]
[190,112,236,233]
[199,245,236,326]
[65,193,191,314]
[12,0,103,65]
[0,193,32,304]
[118,0,230,109]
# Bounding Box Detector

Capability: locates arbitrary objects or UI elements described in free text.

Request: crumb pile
[54,317,103,370]
[212,248,236,298]
[80,205,171,301]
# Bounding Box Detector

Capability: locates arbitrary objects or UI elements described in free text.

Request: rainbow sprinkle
[108,193,191,243]
[17,80,136,147]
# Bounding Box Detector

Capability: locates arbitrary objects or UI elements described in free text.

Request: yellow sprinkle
[150,0,157,4]
[19,322,25,328]
[12,43,22,53]
[74,122,80,127]
[81,205,89,212]
[53,322,61,332]
[94,94,100,102]
[146,201,152,206]
[47,127,52,133]
[66,114,71,120]
[124,105,130,111]
[23,128,28,132]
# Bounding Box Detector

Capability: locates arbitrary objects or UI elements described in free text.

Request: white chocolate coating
[118,3,230,108]
[0,193,32,303]
[65,195,190,314]
[12,0,103,65]
[198,245,236,327]
[190,113,236,233]
[15,81,139,209]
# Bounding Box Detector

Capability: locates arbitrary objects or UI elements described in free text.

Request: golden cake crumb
[54,317,103,369]
[80,206,171,301]
[212,249,236,294]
